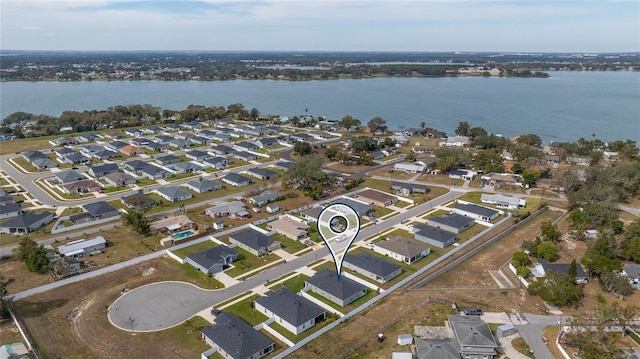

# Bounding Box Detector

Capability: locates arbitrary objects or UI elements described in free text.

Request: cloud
[22,25,41,31]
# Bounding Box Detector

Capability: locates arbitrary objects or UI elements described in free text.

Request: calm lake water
[1,71,638,143]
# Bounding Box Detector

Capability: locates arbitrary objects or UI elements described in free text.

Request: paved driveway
[109,282,222,332]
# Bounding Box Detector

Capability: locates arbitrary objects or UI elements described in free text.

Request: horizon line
[1,50,639,55]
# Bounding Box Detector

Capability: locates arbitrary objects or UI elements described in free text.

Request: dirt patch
[14,258,210,358]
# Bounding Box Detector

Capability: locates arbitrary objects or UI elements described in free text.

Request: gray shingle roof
[305,268,367,300]
[156,186,191,199]
[222,172,252,185]
[202,312,274,359]
[537,259,587,278]
[89,163,119,174]
[187,246,237,270]
[255,287,325,327]
[55,170,84,184]
[376,236,430,258]
[186,179,222,192]
[0,203,22,215]
[330,198,371,215]
[82,201,118,217]
[247,167,278,178]
[414,224,457,244]
[416,338,461,359]
[448,315,498,349]
[453,202,499,218]
[427,213,475,230]
[1,211,52,229]
[344,252,401,278]
[230,229,277,251]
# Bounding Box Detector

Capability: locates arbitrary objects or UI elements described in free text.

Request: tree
[565,302,638,359]
[599,271,633,296]
[367,117,387,133]
[522,237,542,256]
[516,266,531,278]
[536,242,558,261]
[13,237,38,262]
[324,147,340,160]
[420,121,426,129]
[528,271,582,307]
[0,275,15,319]
[26,247,50,274]
[249,107,260,120]
[515,133,542,147]
[338,115,361,130]
[472,150,504,173]
[454,121,470,136]
[121,211,150,236]
[512,251,530,267]
[350,136,378,152]
[293,141,312,156]
[540,221,561,243]
[284,154,336,198]
[469,126,488,139]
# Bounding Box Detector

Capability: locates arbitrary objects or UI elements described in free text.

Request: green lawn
[225,247,280,279]
[394,200,411,208]
[171,240,218,259]
[457,224,487,242]
[103,186,130,194]
[11,157,39,173]
[223,295,269,326]
[271,233,307,254]
[306,286,379,314]
[215,291,253,308]
[272,273,310,293]
[268,313,338,343]
[0,178,11,186]
[135,178,158,186]
[178,263,225,289]
[59,207,83,217]
[166,172,199,182]
[371,205,395,218]
[381,228,413,239]
[227,160,250,169]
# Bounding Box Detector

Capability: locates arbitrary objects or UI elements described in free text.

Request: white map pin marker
[317,203,361,280]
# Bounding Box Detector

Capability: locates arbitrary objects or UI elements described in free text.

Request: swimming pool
[172,230,195,239]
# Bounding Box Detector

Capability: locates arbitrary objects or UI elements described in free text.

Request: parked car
[211,308,221,315]
[464,308,483,316]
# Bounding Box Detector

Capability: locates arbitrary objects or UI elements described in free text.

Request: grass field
[171,240,217,259]
[225,247,280,279]
[271,233,307,254]
[223,295,269,326]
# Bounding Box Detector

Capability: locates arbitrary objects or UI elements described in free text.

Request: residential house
[356,189,398,207]
[57,236,107,258]
[185,179,222,193]
[142,141,166,152]
[391,181,428,195]
[22,150,48,163]
[187,135,209,146]
[82,201,120,219]
[121,192,157,211]
[149,215,195,235]
[124,160,148,174]
[343,252,402,283]
[139,165,169,180]
[203,156,230,169]
[480,193,525,210]
[443,136,470,147]
[124,128,143,137]
[412,224,457,249]
[31,157,58,170]
[255,137,279,149]
[156,154,181,166]
[143,126,162,134]
[197,129,216,139]
[394,162,426,174]
[54,170,84,184]
[51,136,73,146]
[426,213,475,234]
[76,133,101,143]
[168,138,189,149]
[216,118,234,126]
[330,197,372,216]
[267,216,308,240]
[92,149,118,161]
[622,264,640,285]
[229,228,281,256]
[449,169,475,181]
[55,147,76,158]
[245,167,279,181]
[61,179,101,194]
[154,135,173,144]
[88,163,119,179]
[483,173,523,188]
[415,315,499,359]
[233,151,258,162]
[532,259,588,284]
[104,171,135,187]
[300,206,323,223]
[185,246,238,274]
[0,202,23,219]
[451,202,500,222]
[201,312,275,359]
[60,151,91,165]
[155,186,193,202]
[104,141,129,151]
[0,211,54,234]
[370,151,385,160]
[205,201,249,219]
[255,288,326,335]
[290,133,313,142]
[185,150,209,162]
[304,268,367,307]
[103,131,123,140]
[209,145,234,156]
[119,145,140,156]
[266,204,279,213]
[221,173,252,187]
[163,123,181,131]
[545,155,560,166]
[211,133,231,143]
[80,144,105,155]
[270,161,294,171]
[373,236,430,265]
[172,162,203,174]
[234,141,259,152]
[249,190,281,207]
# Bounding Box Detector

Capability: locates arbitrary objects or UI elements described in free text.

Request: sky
[1,1,638,52]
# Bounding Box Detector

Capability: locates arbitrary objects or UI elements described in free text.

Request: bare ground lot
[13,257,217,358]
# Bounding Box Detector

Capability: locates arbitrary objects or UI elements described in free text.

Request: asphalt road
[108,189,465,331]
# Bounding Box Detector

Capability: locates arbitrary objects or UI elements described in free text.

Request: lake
[1,71,638,143]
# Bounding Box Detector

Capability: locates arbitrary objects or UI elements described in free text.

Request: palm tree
[420,121,426,129]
